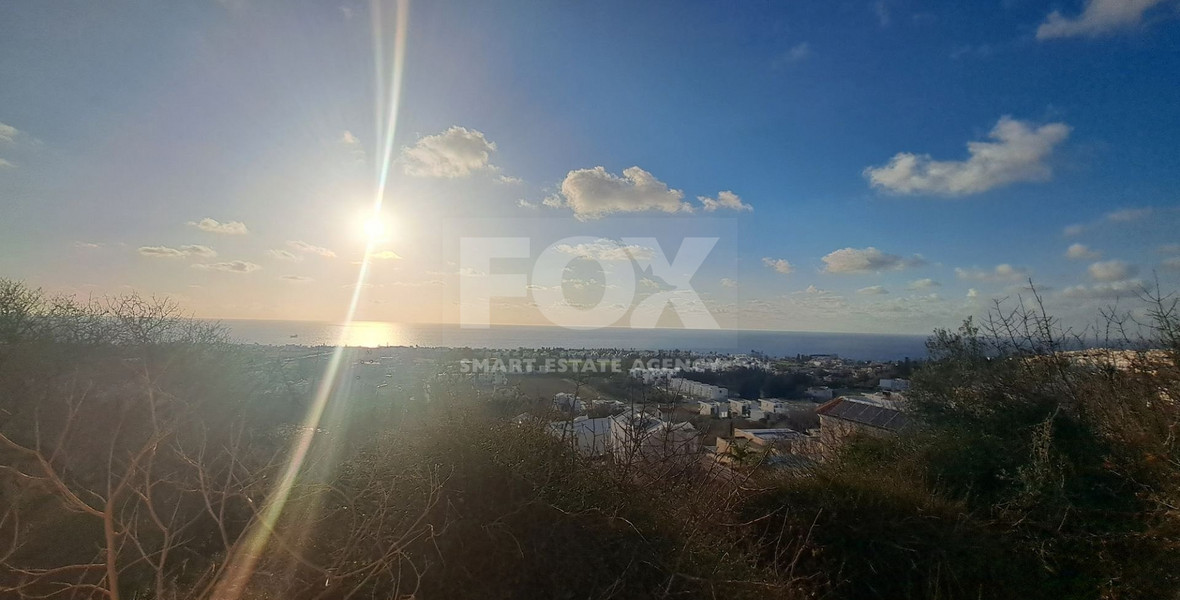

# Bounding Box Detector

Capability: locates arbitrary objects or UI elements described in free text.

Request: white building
[667,377,728,401]
[548,416,612,457]
[728,399,765,420]
[698,401,729,418]
[759,399,791,415]
[805,386,834,401]
[554,392,584,413]
[609,411,698,461]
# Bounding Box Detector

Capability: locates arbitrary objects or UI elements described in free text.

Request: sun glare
[363,216,388,241]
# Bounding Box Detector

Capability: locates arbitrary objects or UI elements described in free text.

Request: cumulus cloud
[1088,259,1138,282]
[762,257,795,275]
[864,116,1070,196]
[74,242,104,250]
[907,278,941,290]
[1037,0,1170,40]
[287,240,336,258]
[138,245,217,259]
[1062,279,1145,299]
[1105,207,1153,222]
[857,285,889,295]
[339,130,366,161]
[1066,243,1101,260]
[774,42,811,66]
[192,261,261,274]
[556,166,691,220]
[555,239,656,262]
[0,122,17,143]
[698,190,753,212]
[402,126,496,178]
[369,250,403,260]
[1063,223,1086,236]
[721,278,738,288]
[822,247,926,274]
[955,264,1029,281]
[189,218,248,235]
[268,249,301,261]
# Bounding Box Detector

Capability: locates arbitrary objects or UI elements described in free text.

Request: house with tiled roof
[815,395,908,450]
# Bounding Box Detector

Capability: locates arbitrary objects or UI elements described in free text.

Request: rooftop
[816,397,908,432]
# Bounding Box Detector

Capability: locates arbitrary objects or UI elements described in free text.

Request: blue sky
[1,0,1178,333]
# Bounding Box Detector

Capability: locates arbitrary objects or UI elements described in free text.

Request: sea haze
[215,320,930,362]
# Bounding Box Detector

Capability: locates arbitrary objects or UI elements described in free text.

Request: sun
[362,216,388,242]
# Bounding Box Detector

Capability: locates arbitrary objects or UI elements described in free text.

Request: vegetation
[1,278,1178,599]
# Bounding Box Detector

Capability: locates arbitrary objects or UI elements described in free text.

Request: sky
[1,0,1179,335]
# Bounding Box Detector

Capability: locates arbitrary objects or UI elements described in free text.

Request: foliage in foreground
[2,278,1180,599]
[737,287,1180,599]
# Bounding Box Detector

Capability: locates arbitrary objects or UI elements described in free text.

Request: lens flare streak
[210,1,410,596]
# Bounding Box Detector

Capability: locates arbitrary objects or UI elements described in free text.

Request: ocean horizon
[215,319,931,362]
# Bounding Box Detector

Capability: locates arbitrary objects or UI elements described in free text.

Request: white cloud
[369,250,403,260]
[822,247,926,273]
[139,246,187,258]
[797,284,832,295]
[1063,223,1086,236]
[955,264,1029,281]
[762,257,795,275]
[281,275,313,283]
[1065,243,1101,260]
[0,158,15,169]
[721,278,738,288]
[1088,259,1138,282]
[192,261,261,274]
[339,130,366,161]
[0,122,18,143]
[287,240,336,258]
[775,42,811,66]
[74,242,104,250]
[497,175,523,184]
[1037,0,1170,40]
[178,244,217,258]
[268,249,301,261]
[698,190,753,212]
[864,116,1070,196]
[138,245,217,259]
[555,239,655,262]
[517,199,537,209]
[907,278,941,290]
[857,285,889,295]
[967,288,979,298]
[402,126,496,178]
[873,0,891,26]
[390,279,445,287]
[1105,207,1153,222]
[1062,279,1145,299]
[557,166,691,220]
[189,218,248,235]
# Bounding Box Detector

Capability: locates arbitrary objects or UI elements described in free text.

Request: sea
[217,320,930,362]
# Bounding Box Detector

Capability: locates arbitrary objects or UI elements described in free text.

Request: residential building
[815,396,908,450]
[548,416,612,457]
